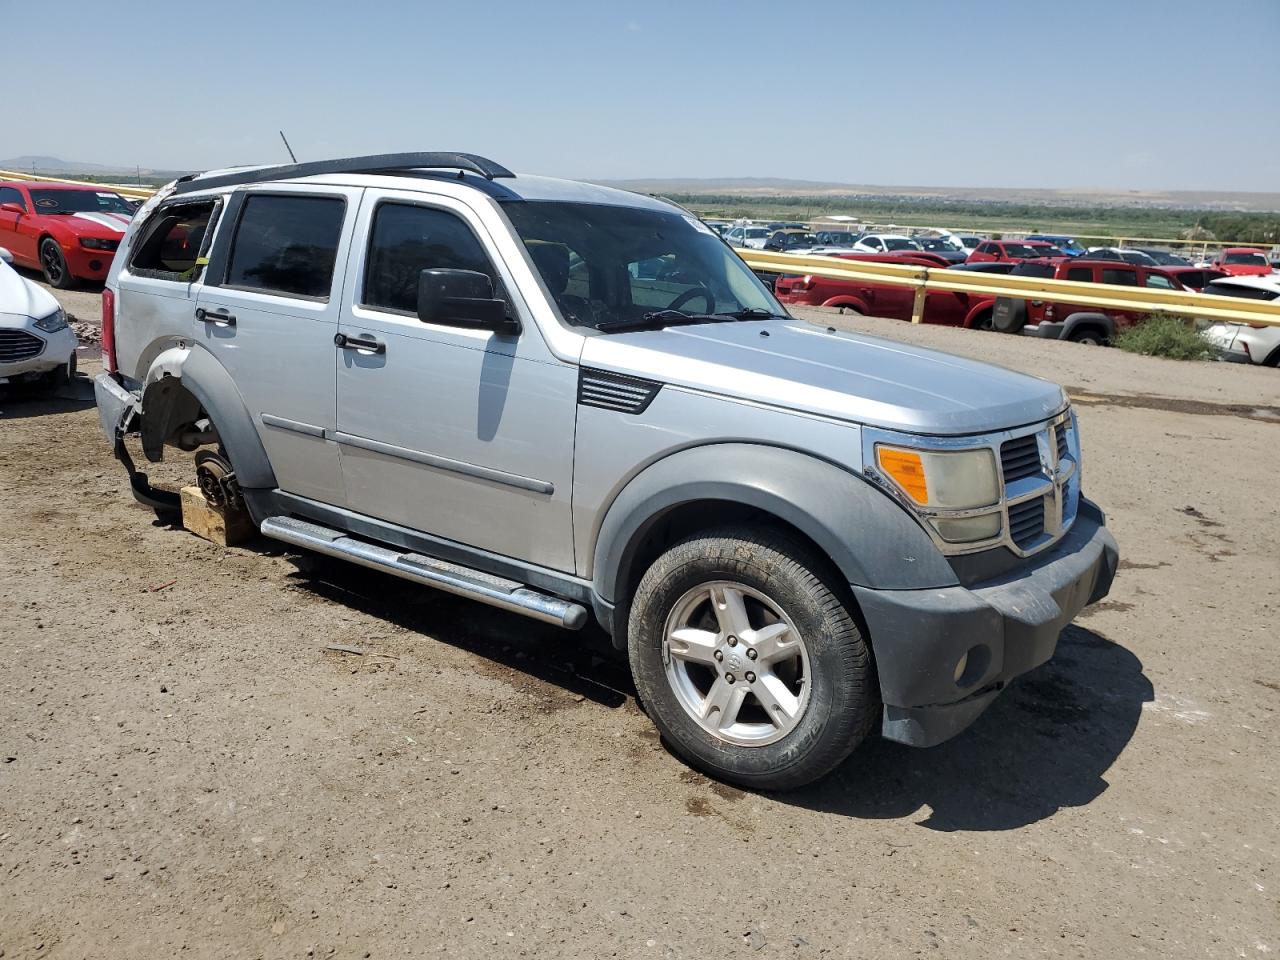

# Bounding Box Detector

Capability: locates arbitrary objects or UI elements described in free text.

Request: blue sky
[7,0,1278,191]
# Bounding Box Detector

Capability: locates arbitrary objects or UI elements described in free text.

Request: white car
[724,226,772,250]
[1200,275,1280,367]
[0,247,78,392]
[848,234,922,254]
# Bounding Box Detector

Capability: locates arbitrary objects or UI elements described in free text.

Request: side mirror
[0,247,12,264]
[0,203,24,216]
[417,269,518,335]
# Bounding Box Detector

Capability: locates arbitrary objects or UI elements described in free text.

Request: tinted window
[1223,252,1268,266]
[362,203,498,314]
[1066,266,1093,282]
[1145,273,1175,289]
[226,194,345,299]
[1101,268,1138,286]
[28,188,132,215]
[0,186,26,210]
[1011,262,1056,278]
[129,200,218,279]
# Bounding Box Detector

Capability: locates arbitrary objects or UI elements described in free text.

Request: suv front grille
[0,330,44,363]
[1008,496,1046,547]
[1000,433,1041,483]
[1055,422,1069,460]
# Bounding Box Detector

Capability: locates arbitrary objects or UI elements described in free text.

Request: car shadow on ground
[0,373,95,419]
[282,553,1150,830]
[283,554,636,709]
[776,625,1153,831]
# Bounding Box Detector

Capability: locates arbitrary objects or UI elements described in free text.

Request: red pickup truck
[1212,248,1273,277]
[773,254,998,328]
[991,258,1187,344]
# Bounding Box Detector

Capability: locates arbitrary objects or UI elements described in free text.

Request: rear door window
[1066,266,1093,282]
[128,200,220,281]
[1100,268,1138,286]
[1145,273,1176,289]
[225,194,346,300]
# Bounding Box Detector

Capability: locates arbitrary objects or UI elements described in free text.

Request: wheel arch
[590,443,957,638]
[138,345,276,489]
[1060,312,1114,342]
[821,295,869,313]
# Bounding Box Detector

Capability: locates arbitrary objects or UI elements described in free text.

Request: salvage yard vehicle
[992,257,1187,344]
[774,253,999,328]
[0,181,133,288]
[1200,275,1280,366]
[966,239,1064,263]
[1213,247,1273,277]
[0,247,78,392]
[94,152,1118,790]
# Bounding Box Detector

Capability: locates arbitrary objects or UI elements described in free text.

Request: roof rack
[171,152,514,195]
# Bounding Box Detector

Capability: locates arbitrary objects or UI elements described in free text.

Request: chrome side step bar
[260,516,589,630]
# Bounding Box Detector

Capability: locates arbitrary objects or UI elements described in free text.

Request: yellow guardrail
[0,169,157,199]
[738,249,1280,329]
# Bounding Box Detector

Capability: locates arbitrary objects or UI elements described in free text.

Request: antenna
[279,130,298,164]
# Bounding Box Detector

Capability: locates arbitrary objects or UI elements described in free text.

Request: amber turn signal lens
[877,447,928,504]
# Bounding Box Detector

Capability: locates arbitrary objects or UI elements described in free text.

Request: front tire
[40,238,75,289]
[627,526,877,791]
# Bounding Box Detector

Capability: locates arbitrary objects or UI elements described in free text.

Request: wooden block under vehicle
[180,485,254,547]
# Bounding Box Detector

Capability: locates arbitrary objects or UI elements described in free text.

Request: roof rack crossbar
[172,152,514,195]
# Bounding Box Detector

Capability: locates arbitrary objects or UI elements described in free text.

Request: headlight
[876,445,1001,544]
[34,308,68,333]
[80,237,118,250]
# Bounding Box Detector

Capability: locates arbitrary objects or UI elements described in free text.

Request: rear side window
[129,200,219,280]
[1100,268,1138,286]
[1011,262,1054,278]
[1145,273,1175,289]
[1066,266,1093,282]
[362,203,498,314]
[226,194,345,299]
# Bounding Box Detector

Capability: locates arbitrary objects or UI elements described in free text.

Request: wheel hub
[662,580,811,747]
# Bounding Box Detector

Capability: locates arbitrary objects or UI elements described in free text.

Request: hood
[0,259,61,321]
[62,211,131,235]
[580,318,1067,435]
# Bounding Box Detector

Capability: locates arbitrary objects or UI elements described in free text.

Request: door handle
[195,307,236,327]
[334,332,386,354]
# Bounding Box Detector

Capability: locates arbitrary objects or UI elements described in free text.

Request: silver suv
[94,153,1118,790]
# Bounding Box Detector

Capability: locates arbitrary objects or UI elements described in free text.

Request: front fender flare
[591,443,957,607]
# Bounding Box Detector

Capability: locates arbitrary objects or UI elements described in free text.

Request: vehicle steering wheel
[668,285,715,314]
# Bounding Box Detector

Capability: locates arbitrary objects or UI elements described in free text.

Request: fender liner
[821,296,869,313]
[141,346,276,490]
[1059,312,1114,341]
[591,443,957,610]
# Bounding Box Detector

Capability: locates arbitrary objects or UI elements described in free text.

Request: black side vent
[578,368,662,415]
[1000,433,1042,483]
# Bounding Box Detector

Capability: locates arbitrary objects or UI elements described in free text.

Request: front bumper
[853,499,1118,747]
[65,245,118,281]
[94,372,181,513]
[0,323,77,380]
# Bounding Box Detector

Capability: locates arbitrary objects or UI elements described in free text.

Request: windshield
[501,200,784,329]
[29,189,133,215]
[1223,252,1267,266]
[746,228,770,238]
[883,238,920,251]
[1002,243,1044,258]
[782,233,818,247]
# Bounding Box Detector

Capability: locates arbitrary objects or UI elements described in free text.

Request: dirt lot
[2,306,1278,959]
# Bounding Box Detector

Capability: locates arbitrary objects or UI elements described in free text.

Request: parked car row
[771,246,1275,364]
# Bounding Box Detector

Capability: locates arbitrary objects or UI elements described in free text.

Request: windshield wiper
[594,310,734,333]
[713,307,784,320]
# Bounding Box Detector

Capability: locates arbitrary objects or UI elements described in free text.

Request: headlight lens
[876,445,999,510]
[80,237,118,250]
[34,307,68,332]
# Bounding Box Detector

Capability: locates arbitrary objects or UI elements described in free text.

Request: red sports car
[0,181,134,288]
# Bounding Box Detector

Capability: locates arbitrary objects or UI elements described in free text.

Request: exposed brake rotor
[194,450,242,510]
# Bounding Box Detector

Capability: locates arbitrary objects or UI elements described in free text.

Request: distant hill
[0,155,191,180]
[598,177,1280,213]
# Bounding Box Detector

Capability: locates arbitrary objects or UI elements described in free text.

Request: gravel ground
[1,305,1277,959]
